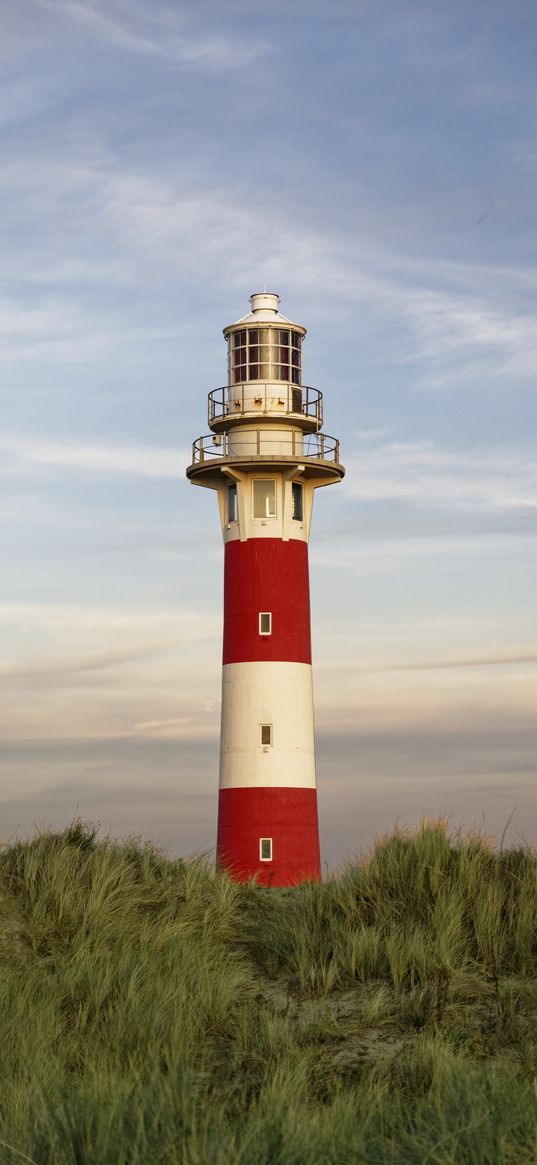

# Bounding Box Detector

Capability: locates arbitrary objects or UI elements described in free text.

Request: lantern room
[224,292,305,383]
[215,292,313,427]
[228,325,303,386]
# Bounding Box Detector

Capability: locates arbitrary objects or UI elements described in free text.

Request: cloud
[383,651,537,671]
[0,711,535,864]
[32,0,270,70]
[0,641,176,689]
[0,290,189,363]
[402,288,537,386]
[133,717,195,732]
[0,434,185,479]
[1,140,537,386]
[341,438,537,514]
[1,433,535,533]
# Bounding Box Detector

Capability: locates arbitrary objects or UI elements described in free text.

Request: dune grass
[0,818,536,1163]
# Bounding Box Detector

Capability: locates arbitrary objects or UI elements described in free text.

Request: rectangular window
[228,483,237,523]
[259,838,273,861]
[292,482,303,521]
[253,479,276,519]
[260,724,272,746]
[232,331,247,384]
[259,612,272,635]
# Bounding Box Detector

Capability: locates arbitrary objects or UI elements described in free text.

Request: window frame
[259,838,273,862]
[259,612,272,636]
[260,723,273,747]
[228,482,238,523]
[291,482,303,522]
[252,478,277,519]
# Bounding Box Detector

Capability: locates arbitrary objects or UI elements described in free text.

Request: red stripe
[217,786,320,886]
[223,539,311,664]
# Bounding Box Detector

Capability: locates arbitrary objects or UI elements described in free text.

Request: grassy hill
[0,819,536,1163]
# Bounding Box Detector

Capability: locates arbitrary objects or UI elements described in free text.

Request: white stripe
[219,661,316,790]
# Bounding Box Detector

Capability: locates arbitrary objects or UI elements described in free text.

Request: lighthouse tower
[187,293,344,886]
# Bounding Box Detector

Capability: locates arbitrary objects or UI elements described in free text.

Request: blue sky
[1,0,536,864]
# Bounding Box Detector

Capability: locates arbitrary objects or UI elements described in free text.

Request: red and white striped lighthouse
[187,293,344,886]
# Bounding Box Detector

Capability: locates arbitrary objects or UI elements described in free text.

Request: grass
[0,818,536,1162]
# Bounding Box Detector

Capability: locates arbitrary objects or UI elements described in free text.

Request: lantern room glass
[230,329,302,386]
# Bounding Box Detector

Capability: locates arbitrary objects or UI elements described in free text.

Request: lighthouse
[187,293,344,886]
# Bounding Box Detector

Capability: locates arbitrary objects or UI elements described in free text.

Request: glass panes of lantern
[231,331,247,385]
[248,329,269,381]
[230,328,302,385]
[291,331,301,384]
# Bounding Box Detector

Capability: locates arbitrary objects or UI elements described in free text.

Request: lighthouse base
[216,786,321,887]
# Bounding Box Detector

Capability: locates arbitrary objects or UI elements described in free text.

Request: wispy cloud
[1,432,535,522]
[32,0,270,69]
[133,716,195,732]
[0,435,185,478]
[402,288,537,386]
[382,651,537,671]
[0,711,535,863]
[0,290,188,363]
[2,144,537,383]
[0,641,176,689]
[342,439,537,514]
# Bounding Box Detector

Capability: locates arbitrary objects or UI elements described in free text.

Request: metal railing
[191,429,341,465]
[208,384,323,426]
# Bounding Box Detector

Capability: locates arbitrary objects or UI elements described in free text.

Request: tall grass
[0,819,536,1162]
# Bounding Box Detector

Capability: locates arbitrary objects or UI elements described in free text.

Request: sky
[1,0,536,866]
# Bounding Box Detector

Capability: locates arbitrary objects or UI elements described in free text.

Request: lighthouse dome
[223,292,307,334]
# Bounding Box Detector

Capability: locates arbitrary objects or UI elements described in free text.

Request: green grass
[1,818,537,1163]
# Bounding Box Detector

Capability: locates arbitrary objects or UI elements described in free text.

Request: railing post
[292,430,296,455]
[199,440,204,463]
[335,440,339,463]
[320,434,325,460]
[256,429,261,455]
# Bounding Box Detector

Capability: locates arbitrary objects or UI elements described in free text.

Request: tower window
[228,483,237,522]
[291,388,303,413]
[253,479,276,519]
[259,838,273,861]
[292,482,303,521]
[259,612,272,635]
[260,724,272,746]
